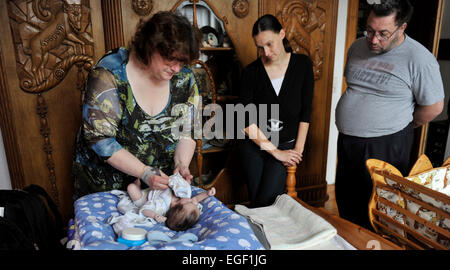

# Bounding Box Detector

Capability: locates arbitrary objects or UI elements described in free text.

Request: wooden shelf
[200,47,233,52]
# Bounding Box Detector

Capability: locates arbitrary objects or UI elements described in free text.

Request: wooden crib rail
[286,166,298,198]
[367,161,450,250]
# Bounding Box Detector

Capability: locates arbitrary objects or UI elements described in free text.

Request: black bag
[0,184,65,250]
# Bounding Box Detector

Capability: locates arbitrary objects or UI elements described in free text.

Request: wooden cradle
[366,155,450,250]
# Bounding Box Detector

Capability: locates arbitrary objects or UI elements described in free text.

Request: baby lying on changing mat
[124,172,216,231]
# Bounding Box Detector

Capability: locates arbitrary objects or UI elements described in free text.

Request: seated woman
[238,14,314,207]
[72,11,200,199]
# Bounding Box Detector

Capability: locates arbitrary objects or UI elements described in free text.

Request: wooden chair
[366,155,450,250]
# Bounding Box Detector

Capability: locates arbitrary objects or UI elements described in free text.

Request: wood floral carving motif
[132,0,153,17]
[8,0,94,93]
[232,0,249,18]
[276,0,326,80]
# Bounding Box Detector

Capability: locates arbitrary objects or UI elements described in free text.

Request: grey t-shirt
[335,35,444,137]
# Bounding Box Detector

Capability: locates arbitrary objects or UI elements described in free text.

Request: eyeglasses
[363,26,400,41]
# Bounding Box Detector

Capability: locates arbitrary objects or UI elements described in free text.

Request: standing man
[335,0,444,230]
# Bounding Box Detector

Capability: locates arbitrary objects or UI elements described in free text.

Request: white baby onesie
[138,172,191,217]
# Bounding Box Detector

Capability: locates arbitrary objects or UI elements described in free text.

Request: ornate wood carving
[132,0,153,17]
[275,0,326,80]
[8,0,94,93]
[232,0,249,18]
[36,93,59,205]
[5,0,96,204]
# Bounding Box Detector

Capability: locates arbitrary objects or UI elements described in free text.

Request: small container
[118,227,147,247]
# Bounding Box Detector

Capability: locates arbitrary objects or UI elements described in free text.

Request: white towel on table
[235,194,340,250]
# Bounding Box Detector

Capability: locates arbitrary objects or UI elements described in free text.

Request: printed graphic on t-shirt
[348,59,395,86]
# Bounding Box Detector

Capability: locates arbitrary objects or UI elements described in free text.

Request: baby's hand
[154,215,167,223]
[207,187,216,196]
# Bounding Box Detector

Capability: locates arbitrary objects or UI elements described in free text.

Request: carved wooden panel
[10,0,94,93]
[276,0,326,80]
[260,0,338,206]
[0,0,105,222]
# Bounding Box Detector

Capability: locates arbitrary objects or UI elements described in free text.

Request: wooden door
[0,0,105,222]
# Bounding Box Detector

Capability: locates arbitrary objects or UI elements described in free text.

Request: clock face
[207,33,219,47]
[201,26,221,47]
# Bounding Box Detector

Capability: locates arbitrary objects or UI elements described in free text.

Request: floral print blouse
[72,48,199,198]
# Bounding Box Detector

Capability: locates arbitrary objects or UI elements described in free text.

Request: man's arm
[413,100,444,127]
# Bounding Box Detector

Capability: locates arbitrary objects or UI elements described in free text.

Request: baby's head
[165,199,200,231]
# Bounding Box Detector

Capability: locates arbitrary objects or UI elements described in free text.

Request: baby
[126,172,215,231]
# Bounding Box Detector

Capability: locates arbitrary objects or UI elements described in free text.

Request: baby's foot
[208,187,216,196]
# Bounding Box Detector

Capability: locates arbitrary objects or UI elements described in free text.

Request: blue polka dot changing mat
[66,186,264,250]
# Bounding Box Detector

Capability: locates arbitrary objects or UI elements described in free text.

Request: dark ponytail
[252,14,292,53]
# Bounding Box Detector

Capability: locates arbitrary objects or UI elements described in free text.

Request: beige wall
[0,130,11,189]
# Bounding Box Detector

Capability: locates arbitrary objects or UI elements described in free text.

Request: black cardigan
[238,53,314,144]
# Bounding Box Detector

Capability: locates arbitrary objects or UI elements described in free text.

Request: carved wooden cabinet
[0,0,338,223]
[0,0,105,222]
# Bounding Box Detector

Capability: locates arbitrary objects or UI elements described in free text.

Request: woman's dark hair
[252,14,293,53]
[368,0,414,26]
[165,204,199,231]
[130,11,200,65]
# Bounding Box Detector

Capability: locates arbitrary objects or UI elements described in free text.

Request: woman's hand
[271,149,303,167]
[147,170,170,190]
[282,148,304,167]
[173,164,193,184]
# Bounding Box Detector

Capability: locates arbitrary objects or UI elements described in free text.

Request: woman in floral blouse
[72,12,200,198]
